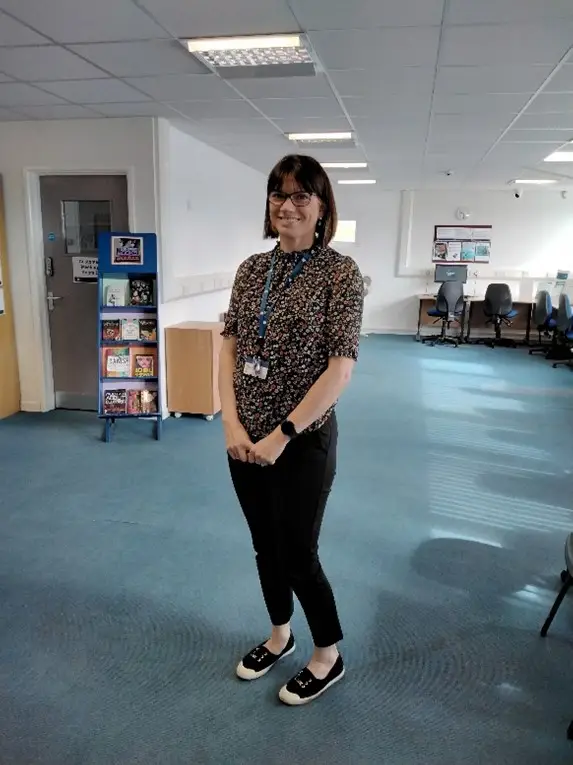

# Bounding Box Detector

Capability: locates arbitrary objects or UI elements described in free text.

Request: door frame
[24,167,136,411]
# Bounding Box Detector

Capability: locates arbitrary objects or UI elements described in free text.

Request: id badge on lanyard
[244,247,314,380]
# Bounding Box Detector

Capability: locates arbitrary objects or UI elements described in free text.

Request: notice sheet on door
[72,255,98,283]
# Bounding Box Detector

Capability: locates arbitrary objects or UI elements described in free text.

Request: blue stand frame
[97,232,162,442]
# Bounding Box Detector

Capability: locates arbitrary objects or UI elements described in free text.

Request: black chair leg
[567,720,573,740]
[540,573,572,637]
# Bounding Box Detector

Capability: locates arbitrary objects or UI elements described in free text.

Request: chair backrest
[483,283,513,317]
[533,289,552,326]
[557,292,573,333]
[435,280,464,315]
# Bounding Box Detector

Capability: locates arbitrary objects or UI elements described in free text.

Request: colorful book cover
[105,347,130,377]
[129,278,154,306]
[139,318,157,341]
[121,318,140,341]
[103,389,127,414]
[127,390,142,414]
[141,389,158,414]
[101,319,120,341]
[133,354,155,378]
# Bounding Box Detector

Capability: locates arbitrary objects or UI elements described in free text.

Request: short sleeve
[221,260,249,338]
[326,257,364,360]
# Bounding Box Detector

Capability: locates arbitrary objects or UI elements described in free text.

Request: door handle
[46,291,62,311]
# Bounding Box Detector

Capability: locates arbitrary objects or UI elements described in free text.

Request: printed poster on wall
[111,236,144,266]
[432,225,492,264]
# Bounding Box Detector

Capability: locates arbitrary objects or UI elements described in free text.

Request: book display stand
[97,233,161,442]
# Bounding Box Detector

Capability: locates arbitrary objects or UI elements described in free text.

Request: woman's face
[269,176,324,246]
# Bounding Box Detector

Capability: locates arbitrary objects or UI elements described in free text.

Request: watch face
[281,420,296,438]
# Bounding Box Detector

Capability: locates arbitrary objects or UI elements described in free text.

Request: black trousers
[228,414,343,648]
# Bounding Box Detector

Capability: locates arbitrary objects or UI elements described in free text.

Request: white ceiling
[1,0,573,188]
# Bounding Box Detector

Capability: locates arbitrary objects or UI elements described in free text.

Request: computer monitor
[434,264,468,284]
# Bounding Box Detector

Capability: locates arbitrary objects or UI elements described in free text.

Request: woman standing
[219,154,364,706]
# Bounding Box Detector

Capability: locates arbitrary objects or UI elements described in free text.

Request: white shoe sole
[278,666,345,706]
[236,643,296,681]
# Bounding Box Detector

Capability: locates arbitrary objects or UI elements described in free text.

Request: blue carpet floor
[1,336,573,764]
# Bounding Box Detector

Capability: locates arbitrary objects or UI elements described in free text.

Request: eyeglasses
[268,191,314,207]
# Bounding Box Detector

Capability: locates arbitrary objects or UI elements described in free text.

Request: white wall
[337,188,573,333]
[155,120,267,414]
[0,117,157,411]
[156,119,266,328]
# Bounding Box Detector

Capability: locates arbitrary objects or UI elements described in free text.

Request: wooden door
[0,176,20,419]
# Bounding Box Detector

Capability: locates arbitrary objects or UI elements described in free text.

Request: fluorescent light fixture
[544,151,573,162]
[512,179,556,185]
[338,179,376,185]
[288,132,352,143]
[322,162,368,169]
[186,34,313,68]
[333,220,357,243]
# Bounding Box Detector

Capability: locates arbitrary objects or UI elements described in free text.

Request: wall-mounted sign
[72,255,98,283]
[47,232,56,242]
[111,236,144,266]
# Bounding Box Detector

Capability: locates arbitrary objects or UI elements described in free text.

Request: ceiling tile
[302,147,367,163]
[289,0,444,29]
[527,93,573,112]
[435,65,553,94]
[440,23,573,66]
[272,115,352,133]
[544,64,573,93]
[252,96,344,120]
[39,78,150,104]
[231,74,333,100]
[93,102,180,117]
[434,93,531,115]
[344,94,432,118]
[0,72,12,82]
[447,0,573,25]
[309,28,441,69]
[124,74,236,101]
[0,106,25,120]
[329,67,434,98]
[170,99,259,119]
[15,103,101,119]
[503,129,573,143]
[0,82,65,106]
[136,0,298,37]
[513,113,573,129]
[0,0,170,43]
[0,46,106,81]
[0,10,50,45]
[69,40,209,78]
[484,142,562,164]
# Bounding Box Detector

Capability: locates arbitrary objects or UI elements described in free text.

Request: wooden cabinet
[165,321,223,417]
[0,177,20,419]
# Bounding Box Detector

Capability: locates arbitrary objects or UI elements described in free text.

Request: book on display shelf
[97,232,162,443]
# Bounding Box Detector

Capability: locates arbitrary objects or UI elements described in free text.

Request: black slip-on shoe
[236,633,295,681]
[278,655,345,706]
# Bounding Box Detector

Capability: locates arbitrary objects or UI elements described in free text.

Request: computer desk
[416,294,534,344]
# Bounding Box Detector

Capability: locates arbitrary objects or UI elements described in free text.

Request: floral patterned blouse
[222,244,364,440]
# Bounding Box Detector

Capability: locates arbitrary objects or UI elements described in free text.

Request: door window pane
[62,200,112,254]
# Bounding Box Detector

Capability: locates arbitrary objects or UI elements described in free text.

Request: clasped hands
[224,420,289,466]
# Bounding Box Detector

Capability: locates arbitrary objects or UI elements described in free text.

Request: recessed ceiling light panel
[288,132,353,144]
[544,151,573,162]
[322,162,368,169]
[512,179,556,185]
[338,179,376,185]
[186,34,313,69]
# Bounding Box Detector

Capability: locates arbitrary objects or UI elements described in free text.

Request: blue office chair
[422,281,465,347]
[529,290,557,355]
[551,293,573,369]
[481,283,518,348]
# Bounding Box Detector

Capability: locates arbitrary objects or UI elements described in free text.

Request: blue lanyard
[257,248,314,344]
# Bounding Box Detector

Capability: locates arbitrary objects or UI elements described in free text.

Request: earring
[315,218,323,239]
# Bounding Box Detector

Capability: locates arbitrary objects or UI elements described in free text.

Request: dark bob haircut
[263,154,338,247]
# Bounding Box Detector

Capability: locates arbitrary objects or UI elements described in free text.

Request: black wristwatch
[280,420,298,440]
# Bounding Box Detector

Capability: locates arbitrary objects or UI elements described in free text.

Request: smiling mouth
[278,217,300,222]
